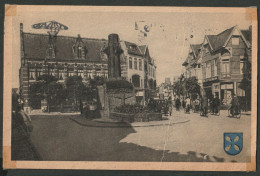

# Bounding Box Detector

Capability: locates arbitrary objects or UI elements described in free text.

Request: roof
[206,26,235,51]
[139,45,147,55]
[23,33,107,62]
[241,29,252,44]
[123,41,143,56]
[190,44,202,57]
[183,43,202,66]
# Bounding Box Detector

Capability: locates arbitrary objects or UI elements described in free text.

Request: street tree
[65,75,87,108]
[30,75,64,112]
[184,76,201,100]
[239,49,251,111]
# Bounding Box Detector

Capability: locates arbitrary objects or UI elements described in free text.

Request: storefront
[220,83,234,105]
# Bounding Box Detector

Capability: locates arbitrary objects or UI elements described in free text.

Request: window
[134,58,137,70]
[214,59,218,76]
[198,64,201,68]
[77,46,82,58]
[129,57,132,69]
[68,68,74,77]
[240,60,245,74]
[36,69,42,79]
[221,60,230,73]
[49,68,54,76]
[29,69,35,80]
[206,62,211,78]
[58,69,63,80]
[78,69,83,78]
[139,59,142,71]
[232,37,239,45]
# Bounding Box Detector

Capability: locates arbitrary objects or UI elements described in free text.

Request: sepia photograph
[3,5,257,171]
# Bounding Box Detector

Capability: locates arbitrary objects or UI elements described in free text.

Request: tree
[173,74,185,97]
[184,76,201,100]
[65,75,87,108]
[239,49,251,111]
[30,75,64,112]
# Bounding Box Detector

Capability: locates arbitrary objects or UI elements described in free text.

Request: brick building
[182,25,251,107]
[19,23,156,112]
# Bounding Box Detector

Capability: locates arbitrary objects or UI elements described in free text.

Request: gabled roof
[23,33,107,62]
[204,26,251,52]
[190,44,202,58]
[182,43,202,67]
[241,29,252,44]
[206,26,235,51]
[123,41,143,56]
[139,45,147,55]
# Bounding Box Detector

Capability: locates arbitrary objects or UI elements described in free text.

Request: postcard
[3,5,257,171]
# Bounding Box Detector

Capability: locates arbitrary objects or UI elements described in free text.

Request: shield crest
[224,133,243,155]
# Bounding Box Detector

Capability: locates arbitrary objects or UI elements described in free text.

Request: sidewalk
[85,115,190,128]
[30,109,80,116]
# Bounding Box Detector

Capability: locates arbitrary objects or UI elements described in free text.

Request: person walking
[231,94,240,115]
[185,97,191,113]
[213,94,220,114]
[168,103,173,116]
[175,97,181,111]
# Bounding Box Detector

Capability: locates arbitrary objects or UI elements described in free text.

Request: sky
[10,7,251,88]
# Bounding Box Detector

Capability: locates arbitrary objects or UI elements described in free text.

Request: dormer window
[73,34,86,59]
[47,44,55,58]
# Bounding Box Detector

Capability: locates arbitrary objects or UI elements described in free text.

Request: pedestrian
[231,94,240,115]
[185,97,191,113]
[213,94,220,114]
[168,103,173,116]
[202,96,208,116]
[182,98,186,109]
[175,97,181,111]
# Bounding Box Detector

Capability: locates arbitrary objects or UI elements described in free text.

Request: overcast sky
[10,7,251,87]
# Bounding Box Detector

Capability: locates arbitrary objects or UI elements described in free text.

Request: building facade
[182,44,203,86]
[19,23,156,112]
[121,41,156,104]
[182,26,251,106]
[201,26,251,105]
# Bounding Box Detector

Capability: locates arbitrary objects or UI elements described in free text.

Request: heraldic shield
[224,133,243,155]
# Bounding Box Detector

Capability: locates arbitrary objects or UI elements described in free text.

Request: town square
[8,7,254,165]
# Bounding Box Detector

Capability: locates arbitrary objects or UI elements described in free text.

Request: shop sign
[221,84,233,90]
